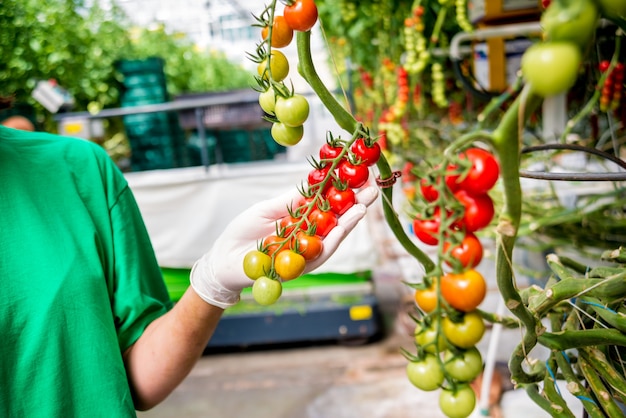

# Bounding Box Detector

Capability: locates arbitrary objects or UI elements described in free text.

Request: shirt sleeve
[108,180,174,352]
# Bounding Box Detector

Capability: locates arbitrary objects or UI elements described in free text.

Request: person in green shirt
[0,98,378,416]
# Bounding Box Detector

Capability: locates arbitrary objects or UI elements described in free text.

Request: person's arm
[123,287,222,411]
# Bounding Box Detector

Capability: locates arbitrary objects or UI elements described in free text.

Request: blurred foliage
[0,0,253,131]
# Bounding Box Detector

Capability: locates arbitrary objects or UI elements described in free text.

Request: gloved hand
[190,186,379,309]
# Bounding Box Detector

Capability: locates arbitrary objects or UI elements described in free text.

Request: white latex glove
[190,186,379,309]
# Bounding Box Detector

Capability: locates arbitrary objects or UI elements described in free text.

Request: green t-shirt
[0,126,172,417]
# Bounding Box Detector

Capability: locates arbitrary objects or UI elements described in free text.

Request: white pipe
[479,297,507,416]
[449,22,542,60]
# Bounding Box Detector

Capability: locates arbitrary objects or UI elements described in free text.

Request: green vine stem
[491,83,545,384]
[296,30,435,272]
[578,353,626,417]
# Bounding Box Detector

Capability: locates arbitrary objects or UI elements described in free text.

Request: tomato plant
[274,249,306,280]
[290,230,323,261]
[271,122,304,146]
[284,0,319,32]
[439,384,477,418]
[325,184,356,215]
[443,232,483,269]
[252,276,283,306]
[337,159,369,189]
[406,354,445,391]
[419,165,460,202]
[261,15,294,48]
[307,206,338,237]
[351,137,381,166]
[243,250,273,279]
[443,311,485,349]
[440,269,487,312]
[456,148,500,195]
[443,347,483,383]
[275,94,310,127]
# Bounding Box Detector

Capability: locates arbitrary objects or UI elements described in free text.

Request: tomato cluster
[412,147,498,268]
[599,60,624,113]
[253,1,319,147]
[244,131,380,305]
[404,147,499,418]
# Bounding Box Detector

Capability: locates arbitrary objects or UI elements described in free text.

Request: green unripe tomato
[541,0,599,49]
[521,41,581,97]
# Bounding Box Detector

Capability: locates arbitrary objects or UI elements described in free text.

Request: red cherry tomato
[307,165,332,193]
[279,214,302,235]
[307,207,338,237]
[454,190,495,232]
[338,160,369,189]
[412,209,443,246]
[419,164,460,202]
[350,137,381,166]
[284,0,319,32]
[457,148,500,195]
[325,185,356,216]
[319,142,344,162]
[443,232,483,269]
[290,230,323,261]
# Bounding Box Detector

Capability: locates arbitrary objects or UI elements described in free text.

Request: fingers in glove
[355,186,379,207]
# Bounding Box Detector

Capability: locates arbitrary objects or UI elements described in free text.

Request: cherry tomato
[454,190,494,232]
[325,185,356,215]
[307,165,332,193]
[307,206,337,237]
[259,88,276,114]
[271,122,303,146]
[350,137,381,166]
[252,276,283,305]
[440,269,487,313]
[261,15,294,48]
[284,0,319,32]
[274,249,306,281]
[274,94,310,127]
[337,160,369,189]
[443,311,485,349]
[415,320,446,354]
[279,214,302,235]
[414,281,438,313]
[541,0,598,48]
[257,50,289,82]
[290,231,323,261]
[243,250,272,280]
[443,232,483,269]
[439,384,476,418]
[262,234,285,256]
[521,41,582,97]
[406,354,445,391]
[457,148,500,195]
[419,164,460,202]
[443,347,483,383]
[319,142,344,162]
[412,209,443,246]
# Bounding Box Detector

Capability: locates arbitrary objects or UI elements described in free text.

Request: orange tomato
[440,269,486,312]
[414,281,438,313]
